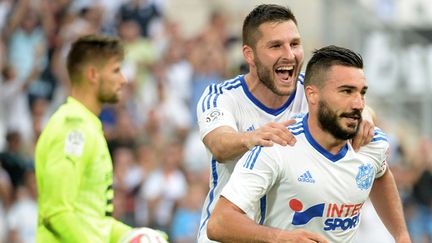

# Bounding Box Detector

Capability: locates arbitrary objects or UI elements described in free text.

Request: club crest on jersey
[205,109,224,123]
[355,163,374,190]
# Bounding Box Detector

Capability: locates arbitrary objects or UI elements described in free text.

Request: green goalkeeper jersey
[35,97,131,243]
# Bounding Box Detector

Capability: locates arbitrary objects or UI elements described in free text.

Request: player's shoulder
[367,127,389,149]
[197,75,245,112]
[357,127,389,156]
[297,72,305,86]
[370,127,388,143]
[44,101,95,138]
[56,103,87,127]
[258,118,306,155]
[202,75,243,97]
[287,116,306,136]
[241,144,283,171]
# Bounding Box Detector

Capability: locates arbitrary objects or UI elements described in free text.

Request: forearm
[109,219,132,243]
[204,128,250,162]
[203,119,296,162]
[47,211,92,242]
[370,170,411,242]
[207,197,278,242]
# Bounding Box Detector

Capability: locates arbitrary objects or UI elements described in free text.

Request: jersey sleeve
[196,84,238,140]
[221,145,282,213]
[357,127,389,179]
[37,119,95,242]
[109,219,132,243]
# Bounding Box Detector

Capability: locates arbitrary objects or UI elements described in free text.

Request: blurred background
[0,0,431,242]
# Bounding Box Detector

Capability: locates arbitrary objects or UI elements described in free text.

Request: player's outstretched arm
[207,196,328,243]
[370,170,411,243]
[203,120,296,162]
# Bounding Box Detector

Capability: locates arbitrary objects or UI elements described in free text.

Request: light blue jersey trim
[371,128,388,142]
[201,77,242,112]
[200,72,305,115]
[243,146,263,170]
[259,196,267,225]
[298,72,305,85]
[302,114,349,162]
[240,75,297,116]
[288,121,304,135]
[199,159,219,232]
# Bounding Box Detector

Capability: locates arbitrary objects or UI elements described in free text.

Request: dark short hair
[66,34,124,84]
[304,45,363,87]
[242,4,297,48]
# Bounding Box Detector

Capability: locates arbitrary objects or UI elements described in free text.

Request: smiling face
[317,65,367,139]
[247,20,304,96]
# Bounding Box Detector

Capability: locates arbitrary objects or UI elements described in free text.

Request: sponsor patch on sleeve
[204,108,224,124]
[64,130,85,157]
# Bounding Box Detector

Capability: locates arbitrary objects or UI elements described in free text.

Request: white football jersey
[221,115,389,243]
[196,74,308,242]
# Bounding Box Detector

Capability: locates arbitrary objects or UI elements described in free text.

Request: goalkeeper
[35,35,131,243]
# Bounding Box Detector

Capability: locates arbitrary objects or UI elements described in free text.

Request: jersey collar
[67,96,103,131]
[239,75,297,116]
[302,114,349,162]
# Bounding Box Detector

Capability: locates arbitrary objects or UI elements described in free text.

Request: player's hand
[245,119,296,149]
[351,119,374,151]
[274,229,329,243]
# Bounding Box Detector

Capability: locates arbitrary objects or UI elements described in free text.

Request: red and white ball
[119,227,169,243]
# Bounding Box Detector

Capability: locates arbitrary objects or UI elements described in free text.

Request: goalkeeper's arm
[110,219,132,243]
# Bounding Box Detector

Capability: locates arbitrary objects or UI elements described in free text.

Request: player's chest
[272,153,375,232]
[83,137,112,184]
[281,151,375,203]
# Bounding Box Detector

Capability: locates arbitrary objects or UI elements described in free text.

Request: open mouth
[275,66,294,82]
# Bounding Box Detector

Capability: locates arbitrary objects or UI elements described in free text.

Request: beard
[255,55,291,96]
[98,83,120,104]
[98,92,119,103]
[317,100,362,140]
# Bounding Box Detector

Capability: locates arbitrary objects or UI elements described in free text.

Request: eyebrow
[266,37,301,46]
[337,85,368,91]
[266,40,283,47]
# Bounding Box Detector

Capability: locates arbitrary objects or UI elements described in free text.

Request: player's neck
[307,116,347,155]
[244,73,290,109]
[70,87,102,115]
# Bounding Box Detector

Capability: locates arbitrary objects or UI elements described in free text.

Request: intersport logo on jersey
[289,199,364,231]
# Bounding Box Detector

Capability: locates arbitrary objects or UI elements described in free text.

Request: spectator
[6,169,37,243]
[0,131,31,190]
[140,140,187,233]
[117,0,162,38]
[171,183,206,243]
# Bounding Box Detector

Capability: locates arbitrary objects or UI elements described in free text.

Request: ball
[119,227,169,243]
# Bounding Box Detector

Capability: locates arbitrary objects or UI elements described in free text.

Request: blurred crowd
[0,0,431,243]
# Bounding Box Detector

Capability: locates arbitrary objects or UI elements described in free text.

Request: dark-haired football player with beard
[207,45,410,243]
[196,4,377,242]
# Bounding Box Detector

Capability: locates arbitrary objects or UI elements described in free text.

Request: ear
[85,64,100,86]
[305,85,319,105]
[243,45,255,66]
